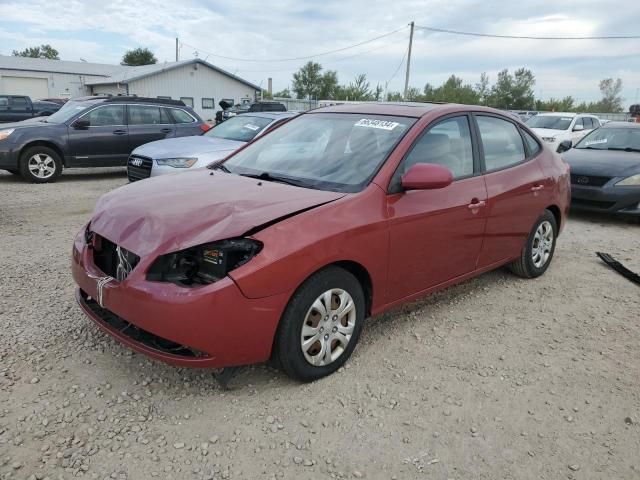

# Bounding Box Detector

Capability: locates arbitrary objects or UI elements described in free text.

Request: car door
[169,107,202,137]
[386,114,488,302]
[571,116,587,144]
[66,104,129,167]
[0,96,9,122]
[127,105,176,151]
[474,114,551,268]
[7,96,31,122]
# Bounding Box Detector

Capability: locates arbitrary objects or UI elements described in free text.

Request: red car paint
[72,103,570,369]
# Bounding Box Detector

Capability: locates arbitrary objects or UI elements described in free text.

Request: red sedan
[72,103,570,381]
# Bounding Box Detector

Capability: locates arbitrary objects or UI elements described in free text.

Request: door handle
[468,200,486,210]
[160,128,173,133]
[113,129,127,135]
[531,185,544,192]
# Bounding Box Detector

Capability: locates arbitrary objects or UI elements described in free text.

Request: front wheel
[274,266,365,382]
[508,210,558,278]
[19,146,62,183]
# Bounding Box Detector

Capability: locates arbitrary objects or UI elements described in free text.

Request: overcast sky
[1,0,639,105]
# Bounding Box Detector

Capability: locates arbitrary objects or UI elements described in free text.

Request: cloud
[1,0,638,104]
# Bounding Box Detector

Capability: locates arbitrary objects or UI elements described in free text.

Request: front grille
[92,234,140,281]
[571,198,616,210]
[80,290,208,358]
[127,155,153,182]
[570,174,611,187]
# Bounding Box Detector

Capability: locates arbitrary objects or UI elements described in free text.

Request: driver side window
[390,116,474,192]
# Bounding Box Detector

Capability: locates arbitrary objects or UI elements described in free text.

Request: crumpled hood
[132,135,246,159]
[90,169,347,257]
[563,148,640,177]
[530,128,568,139]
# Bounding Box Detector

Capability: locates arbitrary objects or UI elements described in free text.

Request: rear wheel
[274,267,365,382]
[19,146,62,183]
[509,210,558,278]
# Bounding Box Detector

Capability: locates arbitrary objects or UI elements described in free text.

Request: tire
[274,266,365,382]
[19,146,62,183]
[508,209,558,278]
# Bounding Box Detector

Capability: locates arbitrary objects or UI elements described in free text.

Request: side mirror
[401,163,454,191]
[573,124,584,132]
[557,139,573,153]
[72,119,90,129]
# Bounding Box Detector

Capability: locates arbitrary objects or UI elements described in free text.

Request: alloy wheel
[300,288,356,366]
[28,153,56,179]
[532,220,554,268]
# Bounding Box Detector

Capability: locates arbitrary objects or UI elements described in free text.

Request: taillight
[200,124,211,133]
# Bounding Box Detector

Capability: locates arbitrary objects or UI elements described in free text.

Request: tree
[404,87,422,101]
[597,78,624,113]
[121,48,157,66]
[12,44,59,60]
[273,88,291,98]
[292,61,323,99]
[511,68,536,109]
[536,96,575,112]
[475,72,490,105]
[318,70,339,99]
[386,91,404,101]
[339,74,373,101]
[423,75,479,104]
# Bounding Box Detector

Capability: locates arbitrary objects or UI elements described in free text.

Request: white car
[527,112,601,152]
[127,111,297,181]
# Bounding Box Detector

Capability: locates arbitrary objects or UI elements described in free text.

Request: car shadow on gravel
[0,168,127,184]
[569,209,639,226]
[85,268,515,392]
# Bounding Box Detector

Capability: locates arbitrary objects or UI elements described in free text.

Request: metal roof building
[0,56,260,120]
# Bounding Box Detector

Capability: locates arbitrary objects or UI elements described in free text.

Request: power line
[415,25,640,40]
[179,25,408,63]
[385,44,408,86]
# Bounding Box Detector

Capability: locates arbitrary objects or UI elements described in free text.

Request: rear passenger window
[391,116,474,191]
[0,97,8,110]
[171,109,195,124]
[476,116,526,171]
[522,130,541,157]
[591,118,600,128]
[128,105,163,125]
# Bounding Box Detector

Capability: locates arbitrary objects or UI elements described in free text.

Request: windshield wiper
[608,147,640,153]
[209,163,231,172]
[239,171,309,188]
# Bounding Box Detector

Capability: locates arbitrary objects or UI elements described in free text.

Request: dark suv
[0,96,206,183]
[222,101,286,121]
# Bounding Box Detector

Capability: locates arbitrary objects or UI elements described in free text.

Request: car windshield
[44,100,95,124]
[219,113,416,192]
[574,127,640,151]
[527,115,573,130]
[205,115,274,142]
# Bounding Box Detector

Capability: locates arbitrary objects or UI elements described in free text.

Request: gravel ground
[1,168,639,480]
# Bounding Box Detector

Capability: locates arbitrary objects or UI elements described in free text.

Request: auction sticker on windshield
[585,138,608,146]
[354,119,400,130]
[244,124,261,131]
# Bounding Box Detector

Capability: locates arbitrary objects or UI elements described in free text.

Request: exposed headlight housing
[156,157,198,168]
[0,129,15,141]
[146,238,263,286]
[541,136,556,143]
[615,174,640,186]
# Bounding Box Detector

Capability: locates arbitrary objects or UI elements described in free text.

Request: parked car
[561,122,640,218]
[527,112,600,152]
[0,96,206,183]
[222,101,286,120]
[39,97,70,106]
[128,112,297,181]
[0,95,61,123]
[72,103,569,381]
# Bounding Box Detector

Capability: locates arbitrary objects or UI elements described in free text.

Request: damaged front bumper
[71,226,289,368]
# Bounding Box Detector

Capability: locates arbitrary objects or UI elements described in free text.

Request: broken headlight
[146,238,262,287]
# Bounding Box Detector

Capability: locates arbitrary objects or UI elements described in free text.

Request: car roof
[601,121,640,129]
[312,102,450,118]
[536,112,577,117]
[236,111,298,120]
[73,95,186,107]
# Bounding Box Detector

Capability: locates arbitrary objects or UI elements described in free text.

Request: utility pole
[403,21,414,101]
[175,38,179,62]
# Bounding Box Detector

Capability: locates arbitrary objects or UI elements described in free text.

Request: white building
[0,55,260,120]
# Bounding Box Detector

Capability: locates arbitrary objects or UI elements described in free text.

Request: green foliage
[12,44,59,60]
[422,75,479,104]
[597,78,624,112]
[121,48,157,66]
[273,88,292,99]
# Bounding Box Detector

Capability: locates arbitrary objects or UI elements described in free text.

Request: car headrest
[411,133,450,160]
